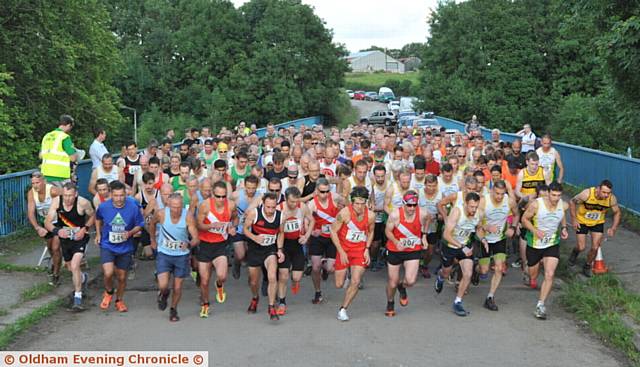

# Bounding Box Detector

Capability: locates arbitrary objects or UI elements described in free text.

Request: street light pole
[120,105,137,144]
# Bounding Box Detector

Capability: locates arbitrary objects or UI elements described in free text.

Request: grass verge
[20,282,55,302]
[344,72,420,91]
[325,91,359,128]
[0,298,63,350]
[0,263,47,273]
[560,274,640,364]
[0,229,44,262]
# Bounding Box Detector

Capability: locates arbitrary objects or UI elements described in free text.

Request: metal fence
[436,116,640,215]
[0,116,322,236]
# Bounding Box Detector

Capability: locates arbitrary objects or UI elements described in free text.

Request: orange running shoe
[398,284,409,307]
[276,303,287,316]
[100,291,113,310]
[291,281,300,295]
[385,301,396,317]
[215,284,226,303]
[115,299,128,312]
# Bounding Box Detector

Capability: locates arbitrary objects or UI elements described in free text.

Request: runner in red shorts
[330,186,375,321]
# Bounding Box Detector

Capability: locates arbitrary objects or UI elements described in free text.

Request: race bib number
[208,222,229,234]
[261,234,277,246]
[456,229,471,239]
[128,165,141,175]
[163,240,182,250]
[399,237,419,249]
[37,208,48,218]
[109,231,126,244]
[540,234,554,245]
[284,220,301,233]
[585,211,602,221]
[375,212,385,223]
[321,224,331,235]
[346,229,366,243]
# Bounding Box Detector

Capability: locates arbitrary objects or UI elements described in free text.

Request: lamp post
[120,105,137,144]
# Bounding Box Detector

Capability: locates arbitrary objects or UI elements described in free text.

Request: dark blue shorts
[229,233,246,243]
[100,247,133,270]
[156,252,190,278]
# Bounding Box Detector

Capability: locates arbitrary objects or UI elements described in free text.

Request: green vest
[40,130,70,179]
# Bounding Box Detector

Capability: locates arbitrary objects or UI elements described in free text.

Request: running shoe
[291,281,300,295]
[157,290,169,311]
[434,276,444,294]
[169,308,180,322]
[247,297,258,313]
[398,285,409,306]
[484,297,498,311]
[452,301,468,317]
[385,301,396,317]
[52,274,60,287]
[115,300,128,312]
[72,296,85,312]
[215,284,226,303]
[471,267,480,286]
[276,302,287,316]
[511,259,522,268]
[232,262,241,279]
[100,291,113,310]
[311,292,323,304]
[191,270,198,283]
[269,305,279,321]
[582,264,593,278]
[200,303,209,318]
[337,307,349,321]
[534,303,547,320]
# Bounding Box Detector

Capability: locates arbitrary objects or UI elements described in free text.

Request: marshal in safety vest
[40,130,71,179]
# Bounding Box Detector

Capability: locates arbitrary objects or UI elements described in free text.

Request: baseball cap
[402,192,418,205]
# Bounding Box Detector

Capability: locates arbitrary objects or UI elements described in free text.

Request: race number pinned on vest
[399,237,419,249]
[261,234,277,246]
[284,219,301,233]
[346,229,365,243]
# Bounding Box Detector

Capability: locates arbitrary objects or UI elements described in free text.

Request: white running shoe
[337,307,349,322]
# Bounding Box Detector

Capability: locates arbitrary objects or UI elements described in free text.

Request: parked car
[346,90,354,99]
[378,87,396,103]
[364,92,378,101]
[354,91,366,100]
[388,100,400,113]
[360,110,397,126]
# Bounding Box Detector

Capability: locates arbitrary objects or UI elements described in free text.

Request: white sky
[230,0,438,53]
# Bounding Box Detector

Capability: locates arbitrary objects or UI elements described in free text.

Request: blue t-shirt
[96,197,144,254]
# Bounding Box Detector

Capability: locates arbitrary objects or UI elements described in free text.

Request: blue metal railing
[436,116,640,215]
[0,116,322,236]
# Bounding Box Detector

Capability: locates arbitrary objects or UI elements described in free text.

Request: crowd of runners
[30,114,621,322]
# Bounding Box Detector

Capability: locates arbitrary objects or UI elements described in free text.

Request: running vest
[536,147,557,181]
[320,160,337,177]
[501,161,518,189]
[230,164,250,186]
[55,197,86,234]
[348,175,373,196]
[337,205,369,251]
[448,208,480,248]
[520,167,545,196]
[302,175,317,197]
[199,151,216,167]
[438,176,460,198]
[158,207,190,256]
[250,205,281,246]
[313,195,338,238]
[153,171,164,190]
[140,189,159,224]
[123,155,141,187]
[388,183,408,211]
[526,197,564,249]
[576,187,611,226]
[33,184,53,225]
[373,181,389,223]
[235,188,253,234]
[483,193,510,243]
[410,176,426,192]
[418,189,442,233]
[199,199,231,243]
[283,204,304,240]
[387,207,422,252]
[40,130,70,179]
[96,165,119,183]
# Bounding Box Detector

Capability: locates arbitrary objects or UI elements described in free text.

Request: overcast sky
[230,0,438,54]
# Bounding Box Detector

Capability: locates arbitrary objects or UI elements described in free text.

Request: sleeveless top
[283,203,304,240]
[337,205,369,251]
[447,207,480,248]
[158,207,190,256]
[250,205,281,247]
[418,189,442,233]
[387,207,422,253]
[312,195,338,238]
[483,193,510,243]
[33,184,53,225]
[521,167,545,196]
[198,199,231,243]
[576,187,611,226]
[526,197,564,249]
[97,165,119,183]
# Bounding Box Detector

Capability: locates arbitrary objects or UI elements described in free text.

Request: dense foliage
[417,0,640,157]
[0,0,347,173]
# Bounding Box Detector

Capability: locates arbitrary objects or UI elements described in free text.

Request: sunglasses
[214,194,226,199]
[318,190,330,194]
[269,189,281,193]
[219,151,227,154]
[406,204,418,207]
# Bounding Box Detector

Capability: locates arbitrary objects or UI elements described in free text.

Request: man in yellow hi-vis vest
[40,115,78,185]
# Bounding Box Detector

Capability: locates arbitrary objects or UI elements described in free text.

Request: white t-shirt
[89,139,109,169]
[520,132,536,153]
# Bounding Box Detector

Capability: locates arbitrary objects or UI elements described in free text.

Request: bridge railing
[436,116,640,215]
[0,116,322,236]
